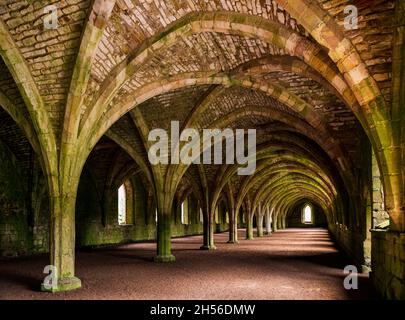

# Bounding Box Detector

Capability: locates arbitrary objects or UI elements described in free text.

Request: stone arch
[0,20,58,194]
[274,0,403,230]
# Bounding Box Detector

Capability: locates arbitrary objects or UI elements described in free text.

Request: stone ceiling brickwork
[0,0,403,297]
[0,108,32,169]
[0,0,396,203]
[0,0,91,136]
[319,0,395,105]
[0,0,399,248]
[138,84,212,130]
[92,0,303,83]
[0,58,23,105]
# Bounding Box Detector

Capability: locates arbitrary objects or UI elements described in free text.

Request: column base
[41,276,82,293]
[227,240,239,244]
[200,245,217,250]
[154,255,176,263]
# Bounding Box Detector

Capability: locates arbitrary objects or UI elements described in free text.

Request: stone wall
[328,223,365,268]
[371,230,405,299]
[372,152,389,226]
[75,172,228,248]
[0,138,30,257]
[0,137,50,257]
[1,150,229,256]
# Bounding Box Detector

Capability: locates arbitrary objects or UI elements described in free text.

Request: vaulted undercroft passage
[0,229,377,300]
[0,0,404,299]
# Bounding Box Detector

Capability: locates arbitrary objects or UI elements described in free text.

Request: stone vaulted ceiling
[0,0,399,235]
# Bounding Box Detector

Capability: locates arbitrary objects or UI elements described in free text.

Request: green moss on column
[42,195,81,292]
[246,213,254,240]
[201,211,216,250]
[154,208,175,263]
[227,210,239,244]
[257,213,264,237]
[265,210,272,235]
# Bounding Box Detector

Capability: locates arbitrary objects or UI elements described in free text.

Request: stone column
[369,0,405,300]
[257,212,264,237]
[389,0,405,233]
[246,212,254,240]
[153,189,175,262]
[277,214,283,230]
[272,213,277,232]
[265,208,272,235]
[42,194,81,292]
[201,210,216,250]
[281,216,286,229]
[154,207,175,262]
[228,209,239,244]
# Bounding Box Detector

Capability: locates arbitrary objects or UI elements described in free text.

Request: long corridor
[0,228,375,300]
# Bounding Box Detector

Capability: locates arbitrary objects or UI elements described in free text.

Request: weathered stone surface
[371,230,405,299]
[0,0,403,298]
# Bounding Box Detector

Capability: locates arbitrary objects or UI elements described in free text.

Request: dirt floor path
[0,228,376,300]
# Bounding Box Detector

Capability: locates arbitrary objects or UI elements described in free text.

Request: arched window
[181,201,185,224]
[199,207,203,223]
[181,198,189,225]
[118,184,127,225]
[118,180,134,226]
[302,204,313,224]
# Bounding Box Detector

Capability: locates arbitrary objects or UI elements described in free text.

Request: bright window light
[181,201,185,224]
[303,205,312,224]
[118,184,126,225]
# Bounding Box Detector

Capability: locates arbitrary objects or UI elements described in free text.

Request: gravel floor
[0,228,376,300]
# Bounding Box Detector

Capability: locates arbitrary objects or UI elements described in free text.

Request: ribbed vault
[0,0,403,298]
